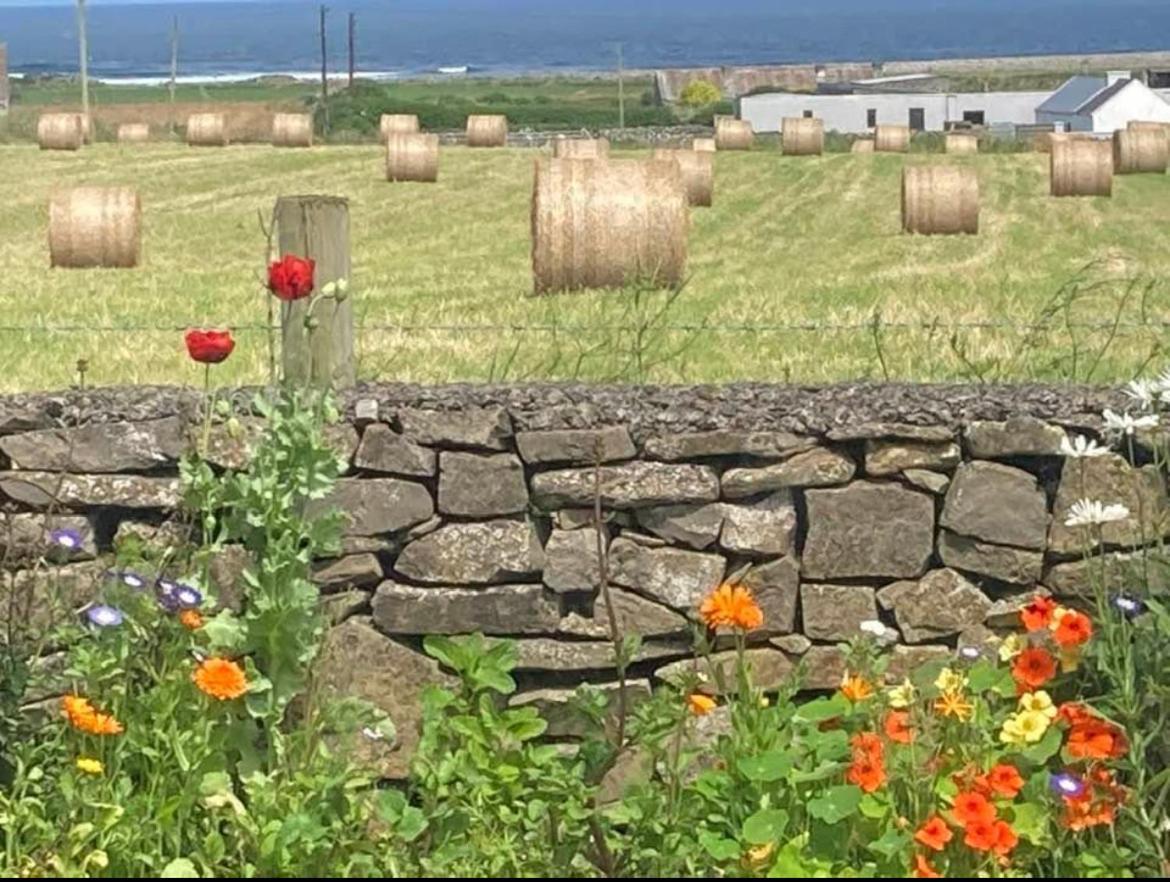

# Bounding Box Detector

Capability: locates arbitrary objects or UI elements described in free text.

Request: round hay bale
[901,166,979,236]
[187,113,228,147]
[875,124,911,153]
[552,137,610,160]
[386,132,439,182]
[48,186,142,269]
[466,114,508,147]
[651,147,713,207]
[692,137,716,153]
[531,157,689,294]
[1127,120,1170,135]
[1112,127,1168,174]
[117,123,151,143]
[781,117,824,156]
[1050,139,1113,197]
[1036,131,1093,153]
[272,113,313,148]
[37,113,84,151]
[715,118,753,151]
[945,133,978,154]
[380,114,420,141]
[851,138,875,154]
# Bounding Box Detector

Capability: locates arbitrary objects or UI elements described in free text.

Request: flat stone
[1043,551,1170,597]
[515,427,635,465]
[372,581,560,635]
[438,452,528,517]
[559,587,689,639]
[656,648,796,694]
[720,492,797,557]
[396,407,511,450]
[313,617,455,778]
[877,568,992,643]
[0,561,108,643]
[23,651,69,704]
[206,419,358,472]
[312,553,384,589]
[0,472,180,510]
[208,544,250,612]
[353,398,380,423]
[0,417,187,472]
[722,448,855,498]
[622,530,668,548]
[0,514,96,562]
[800,584,878,641]
[311,478,434,537]
[1048,453,1169,555]
[958,624,1001,660]
[827,423,955,442]
[553,509,600,530]
[940,462,1048,550]
[608,537,726,613]
[543,528,603,593]
[531,462,720,510]
[803,482,934,580]
[965,417,1067,458]
[395,519,544,585]
[354,424,436,477]
[802,645,848,690]
[509,680,651,738]
[985,588,1052,628]
[320,588,372,625]
[643,430,817,461]
[865,440,960,476]
[938,531,1044,585]
[513,638,687,672]
[770,633,812,654]
[113,518,192,550]
[636,502,725,550]
[887,645,950,681]
[903,469,951,495]
[739,556,800,635]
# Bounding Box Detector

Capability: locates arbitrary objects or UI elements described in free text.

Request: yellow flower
[76,757,103,775]
[1000,709,1051,745]
[998,633,1025,662]
[687,694,717,716]
[1049,606,1072,629]
[1019,690,1058,720]
[887,678,916,710]
[1059,646,1082,673]
[934,667,968,694]
[933,689,974,721]
[743,841,775,870]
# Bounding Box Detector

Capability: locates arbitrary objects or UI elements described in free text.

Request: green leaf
[794,694,849,724]
[699,830,742,861]
[809,728,851,762]
[1009,801,1050,845]
[967,659,1005,693]
[866,827,910,859]
[160,858,200,878]
[1020,726,1062,764]
[858,794,889,820]
[806,785,863,825]
[743,808,790,845]
[737,750,794,783]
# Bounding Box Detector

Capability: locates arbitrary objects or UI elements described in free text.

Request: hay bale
[466,114,508,147]
[552,137,610,160]
[117,123,150,143]
[875,124,911,153]
[186,113,228,147]
[782,117,824,156]
[1112,127,1168,174]
[692,137,716,153]
[715,118,753,151]
[851,138,875,154]
[901,166,979,235]
[380,114,420,141]
[1035,131,1092,154]
[48,186,142,268]
[531,157,688,294]
[1050,139,1113,197]
[272,113,313,148]
[651,147,713,207]
[386,132,439,182]
[37,113,84,151]
[1127,120,1170,135]
[945,133,979,154]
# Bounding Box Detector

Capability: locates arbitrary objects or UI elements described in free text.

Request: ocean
[1,0,1170,83]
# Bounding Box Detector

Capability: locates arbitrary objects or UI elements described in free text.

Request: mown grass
[1,142,1168,392]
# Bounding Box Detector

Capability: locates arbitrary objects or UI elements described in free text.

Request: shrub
[679,80,722,108]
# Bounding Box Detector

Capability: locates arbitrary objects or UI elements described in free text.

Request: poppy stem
[201,363,213,457]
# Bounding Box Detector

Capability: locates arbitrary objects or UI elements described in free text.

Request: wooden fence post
[274,195,355,388]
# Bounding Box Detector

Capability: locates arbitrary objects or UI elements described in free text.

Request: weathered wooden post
[274,195,355,388]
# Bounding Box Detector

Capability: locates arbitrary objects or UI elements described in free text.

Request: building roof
[1037,75,1107,114]
[1076,77,1133,113]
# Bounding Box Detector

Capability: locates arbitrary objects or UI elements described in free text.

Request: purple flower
[85,604,124,629]
[1112,594,1146,618]
[49,528,85,552]
[175,585,203,609]
[155,579,182,613]
[107,571,147,590]
[1050,772,1087,800]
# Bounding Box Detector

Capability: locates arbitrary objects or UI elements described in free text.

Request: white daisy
[1124,379,1160,411]
[1059,434,1110,459]
[1064,499,1131,528]
[1102,408,1159,438]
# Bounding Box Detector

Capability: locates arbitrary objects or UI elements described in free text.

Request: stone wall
[2,382,1165,775]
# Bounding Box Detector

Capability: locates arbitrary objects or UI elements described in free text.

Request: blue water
[2,0,1170,81]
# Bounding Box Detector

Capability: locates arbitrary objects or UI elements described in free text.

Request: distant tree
[679,80,722,107]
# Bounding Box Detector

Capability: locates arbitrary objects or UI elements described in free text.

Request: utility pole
[76,0,89,139]
[169,16,179,133]
[319,4,329,132]
[347,12,355,89]
[616,42,625,130]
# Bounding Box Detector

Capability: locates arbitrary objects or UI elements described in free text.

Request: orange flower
[953,765,992,797]
[193,657,248,701]
[883,710,914,744]
[1058,702,1094,726]
[1011,647,1057,690]
[953,791,996,826]
[914,816,952,852]
[1052,609,1092,647]
[179,609,204,630]
[987,763,1024,799]
[1067,718,1128,760]
[699,583,763,631]
[847,753,887,793]
[963,818,999,852]
[840,674,874,702]
[934,689,974,721]
[992,820,1018,856]
[1020,595,1057,632]
[851,731,885,761]
[687,693,716,716]
[913,853,943,878]
[61,694,123,736]
[61,694,95,727]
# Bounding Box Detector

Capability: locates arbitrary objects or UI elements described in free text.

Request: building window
[803,110,813,118]
[866,108,877,128]
[909,108,925,131]
[963,110,985,125]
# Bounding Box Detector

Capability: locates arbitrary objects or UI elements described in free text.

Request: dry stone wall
[2,382,1165,776]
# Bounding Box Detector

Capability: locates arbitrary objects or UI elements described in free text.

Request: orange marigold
[987,763,1024,799]
[913,853,943,878]
[840,674,874,702]
[687,693,717,716]
[1012,647,1057,690]
[179,608,204,630]
[62,694,123,736]
[953,790,996,826]
[1052,609,1093,647]
[1020,595,1057,632]
[193,657,248,701]
[699,583,763,632]
[61,694,95,727]
[914,816,953,852]
[883,710,914,744]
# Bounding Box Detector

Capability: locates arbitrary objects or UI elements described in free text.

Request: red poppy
[1052,609,1093,647]
[267,254,316,301]
[1020,595,1057,632]
[987,763,1024,799]
[184,329,234,364]
[1012,647,1057,690]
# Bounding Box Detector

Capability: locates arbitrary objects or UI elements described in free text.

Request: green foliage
[679,79,722,108]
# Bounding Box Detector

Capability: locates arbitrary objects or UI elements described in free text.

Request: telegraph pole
[169,16,179,133]
[348,12,355,88]
[319,5,329,132]
[76,0,89,137]
[616,42,625,130]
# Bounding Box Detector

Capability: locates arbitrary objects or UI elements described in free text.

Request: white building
[1036,71,1170,133]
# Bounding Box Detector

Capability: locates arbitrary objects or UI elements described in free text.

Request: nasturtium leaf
[743,808,790,845]
[1020,726,1063,764]
[699,830,742,861]
[160,858,200,878]
[1009,801,1050,845]
[806,784,863,824]
[858,793,889,820]
[738,750,794,782]
[866,827,911,859]
[794,695,850,724]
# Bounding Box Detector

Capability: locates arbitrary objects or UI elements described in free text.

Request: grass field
[2,142,1169,392]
